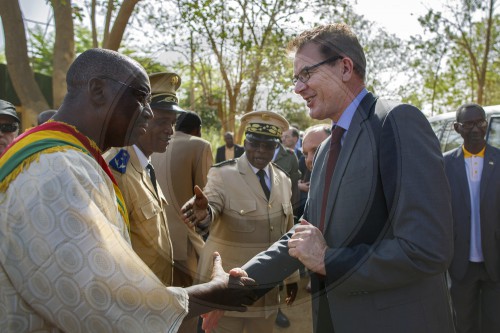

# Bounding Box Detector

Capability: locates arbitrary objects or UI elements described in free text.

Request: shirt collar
[333,88,368,131]
[133,145,150,169]
[248,161,270,178]
[463,145,485,158]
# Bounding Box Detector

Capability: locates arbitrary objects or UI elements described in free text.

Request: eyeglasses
[292,55,343,85]
[98,76,152,109]
[0,123,19,133]
[246,139,278,151]
[457,120,488,130]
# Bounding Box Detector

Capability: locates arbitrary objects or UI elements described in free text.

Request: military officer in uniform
[182,111,299,333]
[103,72,183,286]
[152,110,211,288]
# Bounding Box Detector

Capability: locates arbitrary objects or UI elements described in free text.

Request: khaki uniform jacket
[104,146,174,286]
[151,131,210,262]
[197,154,295,318]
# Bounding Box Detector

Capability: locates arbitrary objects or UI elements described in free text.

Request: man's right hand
[185,252,258,319]
[181,185,209,227]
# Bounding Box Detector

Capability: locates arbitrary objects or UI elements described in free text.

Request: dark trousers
[312,277,335,333]
[450,262,500,333]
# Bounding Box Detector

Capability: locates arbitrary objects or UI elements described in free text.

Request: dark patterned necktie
[146,163,158,196]
[257,169,270,200]
[318,126,345,232]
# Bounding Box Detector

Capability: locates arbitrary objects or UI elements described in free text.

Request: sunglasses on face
[456,119,488,130]
[0,123,19,133]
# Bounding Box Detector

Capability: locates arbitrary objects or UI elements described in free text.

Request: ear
[87,77,107,106]
[453,122,460,134]
[341,57,354,82]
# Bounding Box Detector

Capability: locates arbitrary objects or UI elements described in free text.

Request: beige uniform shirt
[104,146,174,286]
[197,154,295,318]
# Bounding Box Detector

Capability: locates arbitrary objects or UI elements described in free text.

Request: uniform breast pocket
[227,199,257,233]
[131,200,162,245]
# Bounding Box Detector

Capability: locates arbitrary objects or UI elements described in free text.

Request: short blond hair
[287,23,366,80]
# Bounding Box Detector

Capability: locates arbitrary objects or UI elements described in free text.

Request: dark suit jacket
[273,144,301,214]
[444,144,500,281]
[242,94,455,333]
[215,144,244,163]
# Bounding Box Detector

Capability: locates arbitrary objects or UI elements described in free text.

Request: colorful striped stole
[0,121,129,230]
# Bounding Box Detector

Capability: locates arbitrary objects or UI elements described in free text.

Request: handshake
[186,252,258,332]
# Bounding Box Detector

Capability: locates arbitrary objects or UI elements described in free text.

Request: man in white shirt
[444,103,500,333]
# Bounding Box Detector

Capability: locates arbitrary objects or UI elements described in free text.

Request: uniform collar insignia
[109,149,130,174]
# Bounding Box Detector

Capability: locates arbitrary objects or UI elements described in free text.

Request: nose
[293,80,306,94]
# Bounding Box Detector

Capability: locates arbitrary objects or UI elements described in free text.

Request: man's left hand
[288,220,327,275]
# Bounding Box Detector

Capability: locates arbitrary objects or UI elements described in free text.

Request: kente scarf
[0,121,130,230]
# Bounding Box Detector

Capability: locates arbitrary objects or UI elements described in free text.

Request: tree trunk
[102,0,114,47]
[103,0,140,51]
[91,0,98,48]
[0,0,49,128]
[51,0,75,108]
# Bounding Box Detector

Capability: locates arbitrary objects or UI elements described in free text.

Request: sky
[0,0,435,51]
[353,0,432,39]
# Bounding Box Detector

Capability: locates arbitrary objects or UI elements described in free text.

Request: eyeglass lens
[0,123,18,133]
[460,120,488,129]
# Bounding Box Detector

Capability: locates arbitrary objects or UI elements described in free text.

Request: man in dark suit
[215,131,244,163]
[444,103,500,333]
[233,23,455,333]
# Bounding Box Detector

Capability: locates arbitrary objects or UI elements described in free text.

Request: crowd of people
[0,22,498,333]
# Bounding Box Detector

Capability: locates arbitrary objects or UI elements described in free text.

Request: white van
[428,105,500,153]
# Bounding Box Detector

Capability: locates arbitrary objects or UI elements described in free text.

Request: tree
[0,0,50,126]
[51,0,75,108]
[411,0,499,114]
[314,0,413,100]
[172,0,308,140]
[0,0,146,127]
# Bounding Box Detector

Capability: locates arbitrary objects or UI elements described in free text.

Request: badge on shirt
[109,149,130,174]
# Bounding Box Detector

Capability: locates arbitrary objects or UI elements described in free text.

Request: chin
[309,108,326,121]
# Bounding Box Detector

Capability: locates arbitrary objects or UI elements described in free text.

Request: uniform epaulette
[212,159,237,168]
[271,162,290,178]
[108,149,130,174]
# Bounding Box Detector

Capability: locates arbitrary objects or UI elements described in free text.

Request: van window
[441,121,462,152]
[487,116,500,148]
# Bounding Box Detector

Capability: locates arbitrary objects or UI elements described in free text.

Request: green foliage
[28,26,54,75]
[408,0,500,114]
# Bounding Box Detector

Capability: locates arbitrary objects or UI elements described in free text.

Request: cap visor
[245,132,279,142]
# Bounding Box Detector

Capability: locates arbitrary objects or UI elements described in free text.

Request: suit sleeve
[324,105,454,292]
[242,225,303,296]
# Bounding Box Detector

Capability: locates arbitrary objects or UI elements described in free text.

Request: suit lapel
[323,93,377,233]
[453,148,471,214]
[480,145,497,201]
[269,163,281,204]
